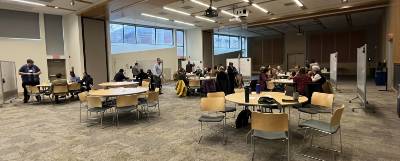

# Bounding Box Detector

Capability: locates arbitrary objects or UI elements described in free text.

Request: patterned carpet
[0,80,399,161]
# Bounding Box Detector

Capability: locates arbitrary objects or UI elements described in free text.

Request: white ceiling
[110,0,386,30]
[0,0,103,15]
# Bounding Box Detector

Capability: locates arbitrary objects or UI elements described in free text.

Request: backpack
[235,109,252,128]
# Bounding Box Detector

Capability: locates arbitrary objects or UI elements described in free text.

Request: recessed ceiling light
[342,0,348,3]
[174,20,195,26]
[252,3,269,13]
[195,15,216,23]
[341,5,352,9]
[141,13,169,21]
[242,0,249,2]
[163,6,191,16]
[10,0,46,6]
[293,0,304,7]
[221,10,238,18]
[70,0,75,6]
[190,0,216,9]
[54,6,59,9]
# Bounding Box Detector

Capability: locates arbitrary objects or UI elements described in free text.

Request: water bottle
[245,86,250,103]
[256,84,261,94]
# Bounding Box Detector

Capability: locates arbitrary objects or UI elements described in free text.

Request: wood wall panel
[349,31,366,62]
[248,37,284,70]
[322,32,335,63]
[335,32,349,62]
[263,39,272,64]
[273,38,284,64]
[308,34,322,62]
[248,38,263,70]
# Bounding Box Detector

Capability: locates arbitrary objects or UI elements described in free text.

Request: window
[156,28,173,45]
[230,36,240,49]
[123,25,135,44]
[213,34,242,55]
[110,23,123,43]
[176,30,185,57]
[136,26,155,44]
[241,37,247,57]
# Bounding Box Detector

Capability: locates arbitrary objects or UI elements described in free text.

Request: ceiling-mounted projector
[204,0,218,18]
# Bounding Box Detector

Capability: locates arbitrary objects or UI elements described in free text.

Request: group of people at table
[176,60,327,98]
[19,59,93,103]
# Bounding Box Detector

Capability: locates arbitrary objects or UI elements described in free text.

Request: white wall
[186,29,203,64]
[0,13,49,92]
[63,14,84,79]
[111,48,178,80]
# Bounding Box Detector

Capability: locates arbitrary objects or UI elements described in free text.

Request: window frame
[176,29,185,57]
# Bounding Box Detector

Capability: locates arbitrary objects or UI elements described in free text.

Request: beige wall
[63,14,84,79]
[0,13,49,92]
[186,29,203,64]
[111,47,178,80]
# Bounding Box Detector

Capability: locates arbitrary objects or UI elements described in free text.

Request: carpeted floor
[0,80,399,161]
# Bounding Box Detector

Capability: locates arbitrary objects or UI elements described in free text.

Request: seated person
[69,71,80,83]
[80,72,93,91]
[114,69,129,82]
[310,66,326,92]
[136,69,148,86]
[51,73,68,103]
[293,68,311,95]
[177,68,189,86]
[258,67,270,91]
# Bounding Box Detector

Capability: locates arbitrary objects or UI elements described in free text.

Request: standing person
[114,69,129,82]
[216,66,229,94]
[131,62,139,79]
[19,59,41,103]
[153,58,163,94]
[69,71,80,83]
[227,62,238,94]
[258,67,269,91]
[185,61,193,73]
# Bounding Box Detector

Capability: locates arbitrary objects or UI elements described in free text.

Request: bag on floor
[235,109,251,129]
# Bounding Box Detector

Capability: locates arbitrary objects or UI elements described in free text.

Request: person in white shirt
[311,65,326,92]
[153,58,163,94]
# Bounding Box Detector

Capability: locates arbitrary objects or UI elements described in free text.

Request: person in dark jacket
[80,72,93,91]
[185,61,193,73]
[258,67,270,91]
[216,66,229,94]
[227,62,238,94]
[136,69,148,86]
[19,59,41,103]
[114,69,129,82]
[293,67,312,95]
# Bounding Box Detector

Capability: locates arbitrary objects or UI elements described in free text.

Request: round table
[225,92,307,107]
[89,87,148,97]
[98,82,139,88]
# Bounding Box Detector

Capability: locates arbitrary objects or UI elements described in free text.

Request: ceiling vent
[284,2,295,6]
[37,0,54,2]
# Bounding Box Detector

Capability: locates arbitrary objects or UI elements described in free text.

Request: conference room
[0,0,399,161]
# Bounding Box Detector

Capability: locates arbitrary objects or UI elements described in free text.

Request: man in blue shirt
[19,59,41,103]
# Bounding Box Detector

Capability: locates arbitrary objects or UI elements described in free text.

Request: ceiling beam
[248,0,388,28]
[246,29,268,36]
[263,26,284,35]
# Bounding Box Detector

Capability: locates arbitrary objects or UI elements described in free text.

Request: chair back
[116,95,138,107]
[142,81,150,88]
[267,81,275,90]
[234,88,244,93]
[330,105,345,128]
[200,97,225,112]
[147,91,159,103]
[252,112,288,132]
[207,92,225,98]
[68,83,81,91]
[189,79,201,87]
[78,92,88,102]
[311,92,334,109]
[155,87,160,93]
[86,96,102,108]
[27,85,40,94]
[53,85,69,94]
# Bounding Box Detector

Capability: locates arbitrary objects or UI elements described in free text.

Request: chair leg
[339,128,343,153]
[287,138,290,161]
[158,103,160,116]
[79,103,82,123]
[116,111,119,127]
[251,136,255,161]
[198,122,203,144]
[331,134,335,161]
[100,112,103,128]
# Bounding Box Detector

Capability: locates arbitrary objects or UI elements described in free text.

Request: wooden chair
[141,80,150,89]
[86,96,108,127]
[188,79,201,95]
[115,95,139,126]
[68,83,81,98]
[52,85,69,103]
[207,91,237,120]
[26,85,42,103]
[250,112,289,161]
[266,81,275,91]
[198,97,226,144]
[78,92,88,123]
[142,91,160,117]
[299,105,345,161]
[234,88,244,93]
[298,92,334,124]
